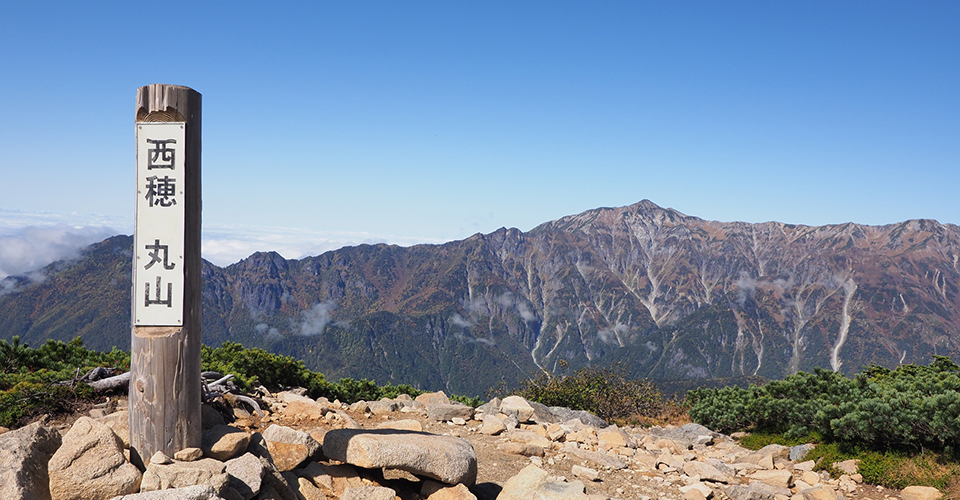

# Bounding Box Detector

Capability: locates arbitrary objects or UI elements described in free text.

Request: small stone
[832,460,859,475]
[500,396,537,423]
[261,424,321,458]
[140,458,228,494]
[421,480,478,500]
[680,482,713,499]
[427,403,475,422]
[901,486,944,500]
[749,469,793,489]
[375,419,423,432]
[341,485,398,500]
[370,399,402,415]
[295,477,327,500]
[598,426,635,449]
[481,414,507,436]
[108,484,221,499]
[415,391,452,407]
[452,417,467,425]
[497,465,588,500]
[547,423,566,441]
[296,462,364,496]
[794,461,816,472]
[224,453,263,500]
[499,442,545,457]
[683,489,708,500]
[801,486,838,500]
[571,465,600,481]
[801,471,820,486]
[150,450,173,465]
[790,444,816,461]
[684,461,731,484]
[201,425,251,461]
[561,442,627,470]
[174,447,204,462]
[282,400,326,420]
[200,404,226,430]
[265,441,309,472]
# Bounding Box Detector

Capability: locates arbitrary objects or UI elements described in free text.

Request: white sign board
[134,122,186,326]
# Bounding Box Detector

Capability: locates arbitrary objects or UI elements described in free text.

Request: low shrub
[512,362,675,421]
[738,431,821,451]
[688,356,960,454]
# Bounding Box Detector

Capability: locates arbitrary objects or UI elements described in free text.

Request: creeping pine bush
[202,342,479,406]
[0,336,128,427]
[516,362,670,421]
[688,356,960,455]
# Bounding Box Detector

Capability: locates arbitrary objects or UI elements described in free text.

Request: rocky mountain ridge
[1,200,958,395]
[0,388,928,500]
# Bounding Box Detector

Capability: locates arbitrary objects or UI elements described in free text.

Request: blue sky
[1,2,958,274]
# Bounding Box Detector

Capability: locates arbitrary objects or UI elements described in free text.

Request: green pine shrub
[688,356,960,455]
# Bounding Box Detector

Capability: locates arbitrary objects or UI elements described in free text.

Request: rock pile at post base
[0,389,944,500]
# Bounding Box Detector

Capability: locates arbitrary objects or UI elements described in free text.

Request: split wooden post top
[129,84,202,464]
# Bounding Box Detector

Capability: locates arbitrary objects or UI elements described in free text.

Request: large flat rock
[323,428,477,485]
[0,421,62,500]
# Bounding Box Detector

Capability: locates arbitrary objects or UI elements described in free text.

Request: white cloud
[254,322,281,340]
[0,209,450,280]
[450,313,473,328]
[453,331,496,346]
[201,223,447,267]
[297,300,336,336]
[0,211,120,281]
[597,323,629,346]
[466,292,539,324]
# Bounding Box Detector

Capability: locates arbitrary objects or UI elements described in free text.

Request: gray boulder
[684,460,732,483]
[499,396,535,422]
[547,406,607,428]
[225,453,264,500]
[367,399,400,415]
[341,486,398,500]
[790,444,816,461]
[108,485,224,499]
[0,421,62,500]
[323,428,477,485]
[427,403,475,422]
[726,481,793,500]
[497,464,587,500]
[202,425,251,462]
[48,416,141,500]
[475,398,501,417]
[140,457,229,494]
[559,442,626,470]
[96,410,130,448]
[263,425,320,471]
[527,401,559,424]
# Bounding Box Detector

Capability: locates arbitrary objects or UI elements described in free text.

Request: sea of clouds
[0,210,126,283]
[0,209,445,288]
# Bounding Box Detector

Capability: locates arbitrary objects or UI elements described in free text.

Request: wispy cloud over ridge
[0,209,449,280]
[297,300,337,336]
[0,210,124,281]
[202,223,446,267]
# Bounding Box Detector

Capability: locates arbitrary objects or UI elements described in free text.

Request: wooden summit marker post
[130,84,202,463]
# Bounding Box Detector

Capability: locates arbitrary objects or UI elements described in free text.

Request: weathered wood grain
[129,84,202,464]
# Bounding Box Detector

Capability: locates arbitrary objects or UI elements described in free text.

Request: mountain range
[2,200,958,396]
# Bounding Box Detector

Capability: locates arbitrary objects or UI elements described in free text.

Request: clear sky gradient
[1,2,958,274]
